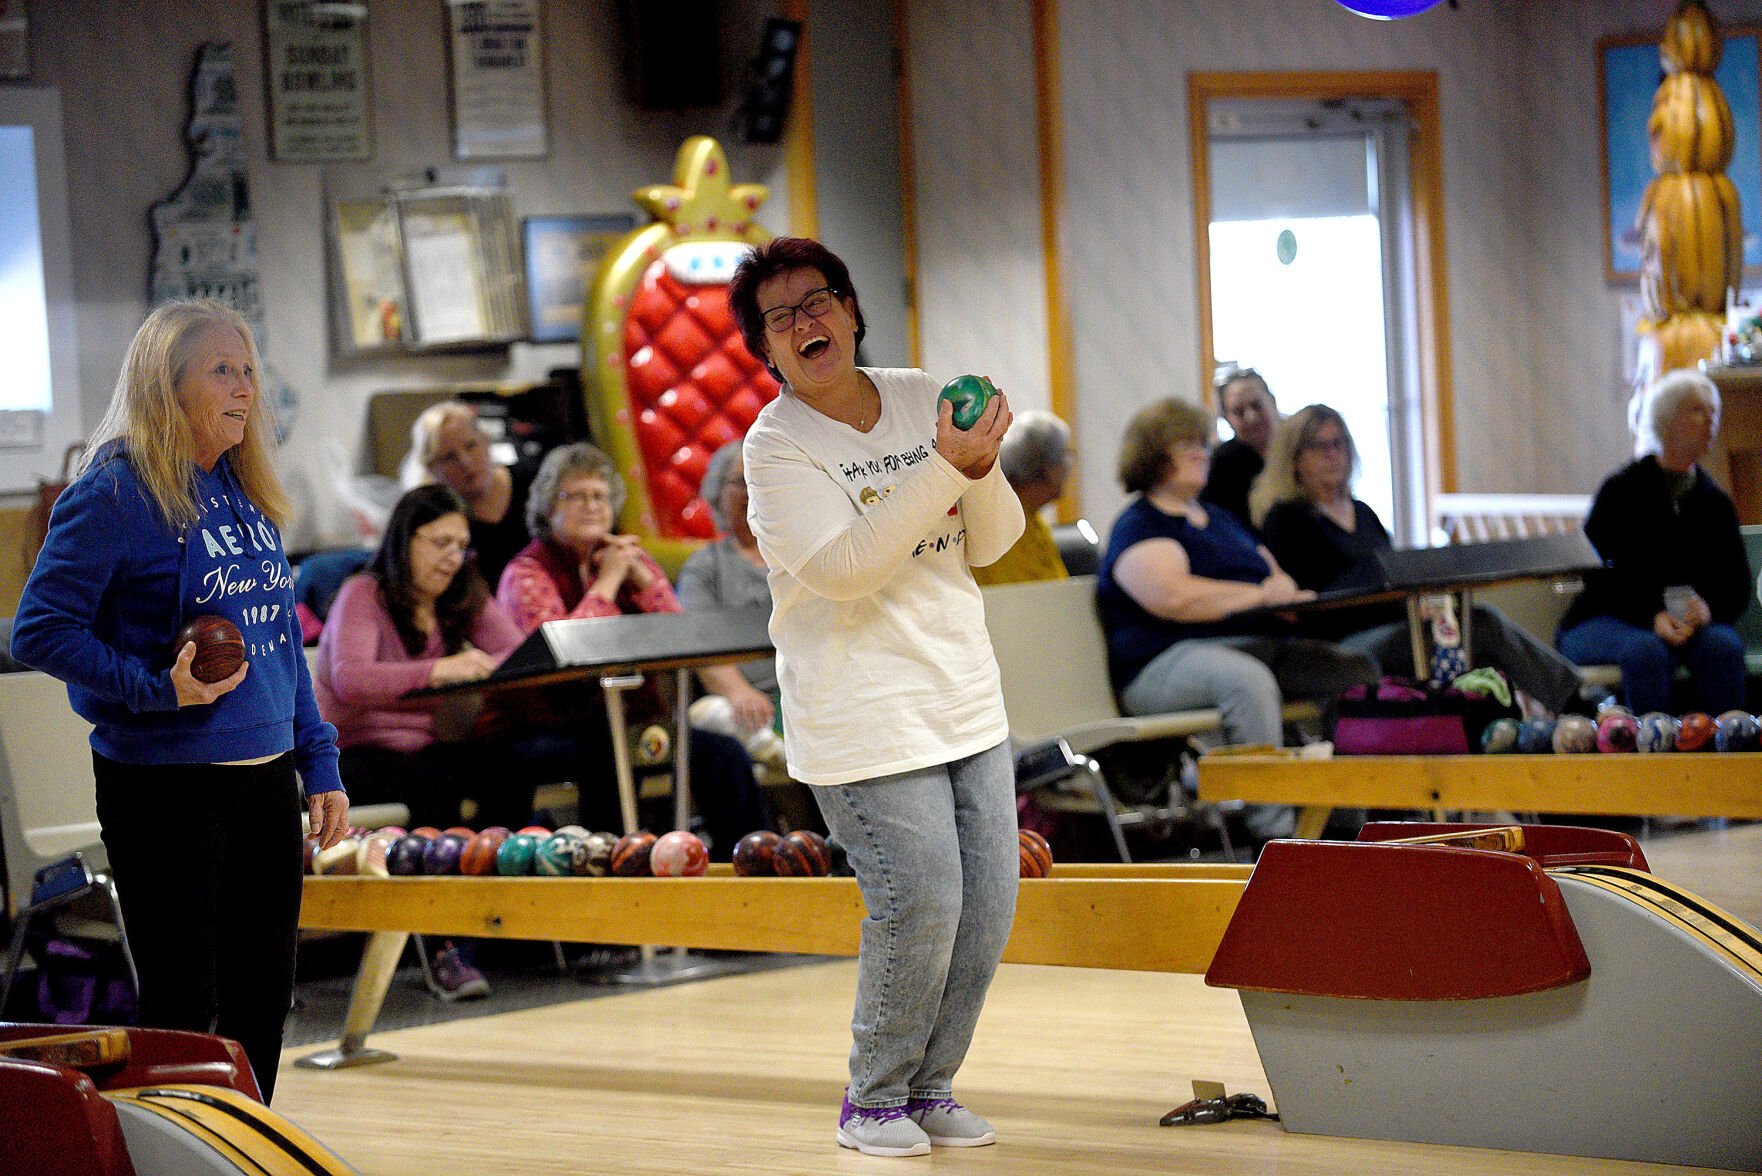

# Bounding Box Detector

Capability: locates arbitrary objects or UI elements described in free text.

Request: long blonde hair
[1249,403,1356,526]
[81,299,290,530]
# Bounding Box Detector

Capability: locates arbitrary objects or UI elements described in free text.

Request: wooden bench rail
[1198,754,1762,840]
[300,870,1249,975]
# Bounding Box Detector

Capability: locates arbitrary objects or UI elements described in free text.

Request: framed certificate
[328,185,528,354]
[522,214,636,342]
[447,0,548,160]
[263,0,372,162]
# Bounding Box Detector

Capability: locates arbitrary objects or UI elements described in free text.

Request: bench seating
[982,576,1320,861]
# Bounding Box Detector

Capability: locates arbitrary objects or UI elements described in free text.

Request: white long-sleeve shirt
[743,367,1025,785]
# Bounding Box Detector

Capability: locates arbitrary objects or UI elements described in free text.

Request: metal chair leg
[1077,755,1133,863]
[95,872,140,999]
[0,907,37,1015]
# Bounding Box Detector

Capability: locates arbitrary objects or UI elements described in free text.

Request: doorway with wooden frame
[1188,71,1453,545]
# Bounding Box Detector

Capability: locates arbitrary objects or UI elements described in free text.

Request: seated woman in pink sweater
[496,443,770,852]
[315,484,529,832]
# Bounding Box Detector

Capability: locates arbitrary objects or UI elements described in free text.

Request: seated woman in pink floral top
[495,443,770,851]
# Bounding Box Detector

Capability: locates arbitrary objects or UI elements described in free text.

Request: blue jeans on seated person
[1557,616,1745,717]
[810,741,1016,1111]
[1120,636,1377,746]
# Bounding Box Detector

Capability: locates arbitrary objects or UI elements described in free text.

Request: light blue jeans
[810,741,1017,1109]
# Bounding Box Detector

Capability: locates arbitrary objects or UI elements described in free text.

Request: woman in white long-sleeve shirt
[730,238,1024,1158]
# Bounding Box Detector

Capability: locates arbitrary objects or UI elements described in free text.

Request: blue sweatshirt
[12,446,343,794]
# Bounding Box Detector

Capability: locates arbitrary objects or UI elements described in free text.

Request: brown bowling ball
[772,830,831,877]
[460,828,511,875]
[174,615,246,683]
[732,830,782,877]
[1018,828,1053,878]
[610,831,657,877]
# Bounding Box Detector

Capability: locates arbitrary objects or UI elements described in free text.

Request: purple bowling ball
[388,834,431,877]
[423,832,469,875]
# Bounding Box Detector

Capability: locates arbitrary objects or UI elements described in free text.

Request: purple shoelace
[908,1096,962,1115]
[843,1097,912,1125]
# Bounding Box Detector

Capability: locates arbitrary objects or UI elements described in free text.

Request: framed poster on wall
[522,214,636,342]
[1599,29,1762,283]
[447,0,547,159]
[263,0,372,161]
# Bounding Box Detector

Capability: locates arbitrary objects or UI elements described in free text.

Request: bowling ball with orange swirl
[1676,712,1717,752]
[611,831,657,877]
[772,830,831,876]
[1018,829,1053,878]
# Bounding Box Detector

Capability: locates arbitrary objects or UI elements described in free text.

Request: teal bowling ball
[536,831,583,876]
[938,374,997,430]
[1479,717,1520,754]
[495,832,542,876]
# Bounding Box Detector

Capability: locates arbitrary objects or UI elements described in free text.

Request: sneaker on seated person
[428,941,489,1002]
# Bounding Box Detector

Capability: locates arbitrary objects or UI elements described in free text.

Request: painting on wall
[1600,29,1762,284]
[522,214,636,343]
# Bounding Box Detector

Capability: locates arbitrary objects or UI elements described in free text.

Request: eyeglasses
[1301,436,1350,454]
[554,487,613,508]
[414,533,469,555]
[761,286,839,334]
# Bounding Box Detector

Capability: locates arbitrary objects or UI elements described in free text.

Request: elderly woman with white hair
[972,410,1073,586]
[1557,370,1751,715]
[495,442,771,850]
[676,440,779,733]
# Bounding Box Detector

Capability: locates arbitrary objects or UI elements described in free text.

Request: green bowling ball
[938,374,997,430]
[536,831,583,876]
[495,832,542,876]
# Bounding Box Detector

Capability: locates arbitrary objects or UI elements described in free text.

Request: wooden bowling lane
[273,959,1714,1176]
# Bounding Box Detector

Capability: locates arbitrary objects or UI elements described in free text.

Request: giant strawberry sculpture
[584,137,781,571]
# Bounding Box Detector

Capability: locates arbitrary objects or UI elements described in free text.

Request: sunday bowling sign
[264,0,372,162]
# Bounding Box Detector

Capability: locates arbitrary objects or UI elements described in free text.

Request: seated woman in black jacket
[1556,371,1750,716]
[1253,404,1584,715]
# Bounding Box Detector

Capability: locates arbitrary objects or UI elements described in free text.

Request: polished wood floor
[274,823,1758,1175]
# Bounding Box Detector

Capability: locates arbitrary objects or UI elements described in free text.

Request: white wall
[905,0,1762,530]
[905,0,1050,401]
[19,0,1762,547]
[20,0,796,546]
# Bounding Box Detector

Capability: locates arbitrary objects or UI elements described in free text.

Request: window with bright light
[1210,214,1395,527]
[0,88,79,493]
[0,123,53,413]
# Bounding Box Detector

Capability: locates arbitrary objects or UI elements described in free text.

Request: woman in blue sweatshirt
[12,300,348,1104]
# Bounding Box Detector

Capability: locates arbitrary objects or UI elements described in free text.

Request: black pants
[338,741,536,831]
[93,751,304,1104]
[505,726,771,852]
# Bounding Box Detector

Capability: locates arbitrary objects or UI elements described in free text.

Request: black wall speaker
[624,0,724,111]
[738,18,802,144]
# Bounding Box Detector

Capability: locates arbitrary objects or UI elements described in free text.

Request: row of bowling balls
[728,828,1056,879]
[306,824,713,879]
[308,824,1060,880]
[1480,708,1762,755]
